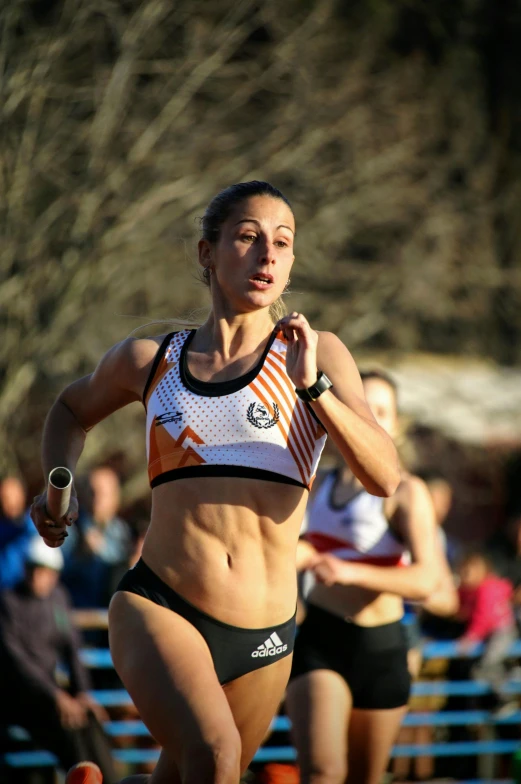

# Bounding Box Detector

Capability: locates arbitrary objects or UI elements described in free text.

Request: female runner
[30,182,400,784]
[286,370,456,784]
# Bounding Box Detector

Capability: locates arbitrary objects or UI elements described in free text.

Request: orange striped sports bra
[143,330,327,490]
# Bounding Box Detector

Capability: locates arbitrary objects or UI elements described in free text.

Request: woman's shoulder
[86,334,176,400]
[316,331,353,363]
[386,472,435,522]
[315,332,366,395]
[394,471,431,500]
[112,333,175,371]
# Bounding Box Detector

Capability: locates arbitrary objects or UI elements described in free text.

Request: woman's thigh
[109,591,294,781]
[109,592,241,783]
[347,706,408,784]
[224,654,293,771]
[285,669,352,783]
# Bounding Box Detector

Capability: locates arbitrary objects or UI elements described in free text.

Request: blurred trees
[1,0,521,484]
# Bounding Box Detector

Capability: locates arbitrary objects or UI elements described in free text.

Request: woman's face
[199,195,295,315]
[363,378,398,439]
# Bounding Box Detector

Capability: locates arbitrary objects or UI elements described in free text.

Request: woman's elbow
[437,588,460,617]
[376,439,402,497]
[414,572,439,602]
[383,471,401,497]
[370,466,401,498]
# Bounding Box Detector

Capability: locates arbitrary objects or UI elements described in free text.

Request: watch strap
[295,372,333,402]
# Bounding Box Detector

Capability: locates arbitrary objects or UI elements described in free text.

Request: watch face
[296,372,332,401]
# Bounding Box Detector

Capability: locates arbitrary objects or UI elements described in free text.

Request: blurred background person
[84,467,132,566]
[286,370,457,784]
[456,548,517,716]
[0,537,116,782]
[420,469,457,565]
[0,476,35,591]
[405,469,458,675]
[61,467,131,609]
[487,514,521,630]
[394,473,459,783]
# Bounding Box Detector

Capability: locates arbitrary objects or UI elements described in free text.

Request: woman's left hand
[276,312,319,390]
[312,554,355,587]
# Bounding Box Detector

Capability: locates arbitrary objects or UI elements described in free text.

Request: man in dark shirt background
[0,537,116,782]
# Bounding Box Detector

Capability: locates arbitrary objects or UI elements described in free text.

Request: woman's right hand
[30,492,79,548]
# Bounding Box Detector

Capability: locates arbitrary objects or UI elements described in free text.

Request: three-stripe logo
[251,631,288,658]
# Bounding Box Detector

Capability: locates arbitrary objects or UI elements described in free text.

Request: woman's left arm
[421,536,459,617]
[278,314,400,496]
[313,477,440,601]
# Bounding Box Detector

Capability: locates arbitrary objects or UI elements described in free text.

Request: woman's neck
[195,310,275,359]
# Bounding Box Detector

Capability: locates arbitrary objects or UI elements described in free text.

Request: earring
[202,266,212,280]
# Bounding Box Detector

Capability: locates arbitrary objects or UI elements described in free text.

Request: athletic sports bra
[303,470,409,565]
[143,329,327,490]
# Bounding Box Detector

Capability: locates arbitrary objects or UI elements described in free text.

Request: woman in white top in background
[286,370,458,784]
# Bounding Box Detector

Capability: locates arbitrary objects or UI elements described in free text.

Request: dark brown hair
[201,181,292,243]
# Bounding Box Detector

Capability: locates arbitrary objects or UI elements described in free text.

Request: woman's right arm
[296,539,319,572]
[31,337,160,546]
[312,476,440,601]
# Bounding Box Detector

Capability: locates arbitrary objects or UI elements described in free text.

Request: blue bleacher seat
[78,639,521,668]
[3,635,521,776]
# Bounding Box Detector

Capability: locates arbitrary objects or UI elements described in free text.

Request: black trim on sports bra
[142,332,176,405]
[151,464,307,489]
[305,401,328,432]
[180,328,279,397]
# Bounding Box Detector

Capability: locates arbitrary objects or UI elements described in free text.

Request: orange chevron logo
[178,446,205,467]
[175,427,205,447]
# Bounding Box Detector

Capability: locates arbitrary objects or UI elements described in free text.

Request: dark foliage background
[2,0,521,495]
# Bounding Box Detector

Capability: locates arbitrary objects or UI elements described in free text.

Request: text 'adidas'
[252,631,288,658]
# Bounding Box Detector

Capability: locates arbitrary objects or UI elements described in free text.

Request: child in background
[456,550,517,714]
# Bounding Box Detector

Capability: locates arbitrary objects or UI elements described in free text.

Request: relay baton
[46,466,73,521]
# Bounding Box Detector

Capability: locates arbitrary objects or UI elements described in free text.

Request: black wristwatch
[295,372,333,402]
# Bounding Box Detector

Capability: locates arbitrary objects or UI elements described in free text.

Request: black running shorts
[116,558,296,685]
[290,603,410,709]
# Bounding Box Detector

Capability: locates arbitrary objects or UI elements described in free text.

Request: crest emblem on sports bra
[247,402,280,429]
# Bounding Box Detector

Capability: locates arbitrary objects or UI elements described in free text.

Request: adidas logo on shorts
[251,631,288,658]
